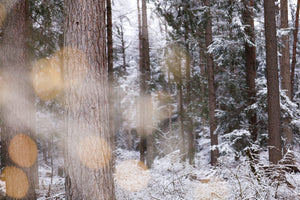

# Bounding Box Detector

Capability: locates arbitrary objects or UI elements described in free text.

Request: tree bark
[243,0,257,143]
[280,0,292,98]
[204,0,219,166]
[280,0,293,152]
[264,0,282,164]
[291,0,300,99]
[0,0,37,199]
[64,0,116,199]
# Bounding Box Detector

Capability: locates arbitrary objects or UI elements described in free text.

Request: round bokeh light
[78,136,111,169]
[54,47,88,89]
[1,167,29,199]
[32,58,63,101]
[8,134,37,168]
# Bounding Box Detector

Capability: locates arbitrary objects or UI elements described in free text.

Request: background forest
[0,0,300,199]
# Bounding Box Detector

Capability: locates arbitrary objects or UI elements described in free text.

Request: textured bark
[64,0,116,199]
[0,0,37,199]
[204,0,219,166]
[242,0,257,142]
[291,0,300,99]
[264,0,282,164]
[280,0,293,152]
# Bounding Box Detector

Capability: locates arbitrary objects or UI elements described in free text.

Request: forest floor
[0,148,300,199]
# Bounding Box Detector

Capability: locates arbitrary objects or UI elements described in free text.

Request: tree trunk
[280,0,293,152]
[165,24,173,137]
[280,0,292,98]
[64,0,116,199]
[0,1,37,199]
[243,0,257,143]
[119,23,127,73]
[291,0,300,99]
[137,0,146,164]
[178,68,186,162]
[264,0,282,164]
[107,0,115,167]
[138,0,153,168]
[185,46,195,165]
[204,0,219,166]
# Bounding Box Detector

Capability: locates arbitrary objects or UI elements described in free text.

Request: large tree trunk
[64,0,116,199]
[0,1,37,199]
[204,0,219,166]
[291,0,300,99]
[280,0,293,152]
[264,0,282,164]
[243,0,257,143]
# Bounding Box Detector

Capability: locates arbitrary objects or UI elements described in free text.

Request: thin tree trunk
[0,0,37,199]
[204,0,219,166]
[243,0,258,142]
[291,0,300,99]
[137,0,146,164]
[128,128,132,150]
[107,0,116,167]
[138,0,153,168]
[64,0,116,199]
[185,46,195,165]
[280,0,292,98]
[120,24,127,73]
[280,0,293,152]
[165,24,173,136]
[178,68,186,162]
[264,0,282,164]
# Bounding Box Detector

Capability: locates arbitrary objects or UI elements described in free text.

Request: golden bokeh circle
[78,136,111,169]
[115,160,150,192]
[1,167,29,199]
[54,47,89,89]
[8,134,37,168]
[0,3,6,27]
[32,58,63,101]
